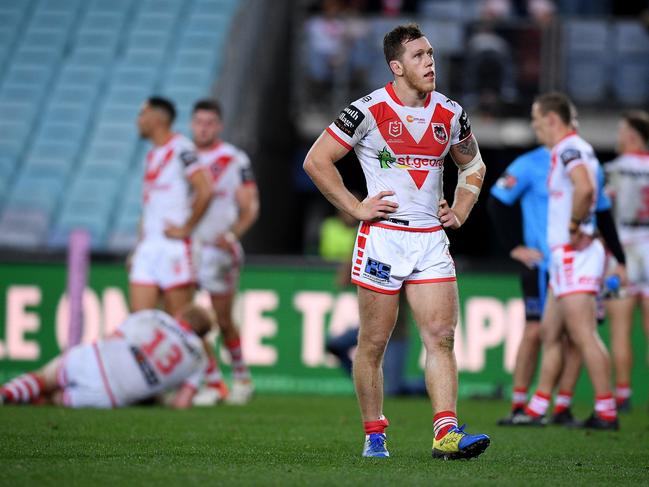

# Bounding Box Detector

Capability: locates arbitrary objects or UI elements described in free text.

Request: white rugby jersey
[606,152,649,244]
[193,141,256,244]
[547,132,599,248]
[141,134,203,238]
[326,83,471,229]
[97,310,207,406]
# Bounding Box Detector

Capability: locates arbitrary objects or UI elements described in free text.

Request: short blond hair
[178,305,213,337]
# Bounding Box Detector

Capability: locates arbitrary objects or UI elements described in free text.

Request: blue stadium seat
[111,65,159,89]
[38,0,82,13]
[28,139,79,160]
[84,140,138,166]
[57,65,107,86]
[127,30,172,50]
[165,68,213,89]
[75,30,120,52]
[0,121,31,142]
[3,65,52,88]
[612,21,649,104]
[171,50,218,72]
[104,86,150,106]
[49,85,99,105]
[21,28,68,50]
[36,122,86,145]
[138,0,184,15]
[21,155,74,179]
[101,105,140,124]
[0,85,46,103]
[0,208,50,248]
[45,103,93,126]
[132,13,177,33]
[122,48,166,67]
[28,10,75,30]
[79,12,126,31]
[6,173,65,216]
[68,47,116,67]
[0,102,38,125]
[86,0,133,13]
[0,155,17,180]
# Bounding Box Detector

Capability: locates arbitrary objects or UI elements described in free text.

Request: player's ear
[389,59,403,77]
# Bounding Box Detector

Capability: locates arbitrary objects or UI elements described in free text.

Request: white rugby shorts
[549,239,605,298]
[57,343,117,408]
[129,236,197,290]
[197,242,243,295]
[350,222,456,294]
[609,240,649,297]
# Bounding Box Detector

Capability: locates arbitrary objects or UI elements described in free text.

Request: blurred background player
[0,306,211,409]
[304,24,489,459]
[190,99,260,405]
[519,92,618,430]
[129,97,212,315]
[605,110,649,412]
[489,141,626,425]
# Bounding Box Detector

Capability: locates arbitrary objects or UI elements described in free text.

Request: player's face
[530,102,550,146]
[191,110,222,148]
[616,119,632,154]
[399,37,436,93]
[137,103,157,138]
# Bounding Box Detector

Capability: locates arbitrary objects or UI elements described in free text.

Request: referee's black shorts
[520,266,549,323]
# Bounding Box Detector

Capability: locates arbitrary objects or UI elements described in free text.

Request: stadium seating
[0,0,240,249]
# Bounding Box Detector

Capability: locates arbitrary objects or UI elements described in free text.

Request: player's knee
[357,333,389,357]
[422,327,455,352]
[524,323,542,342]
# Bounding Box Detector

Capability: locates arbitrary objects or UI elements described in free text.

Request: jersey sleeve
[450,102,472,145]
[237,151,256,186]
[490,156,531,206]
[178,142,202,177]
[558,147,586,173]
[326,100,372,150]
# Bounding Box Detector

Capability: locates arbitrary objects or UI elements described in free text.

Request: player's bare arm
[568,164,595,249]
[165,168,212,239]
[231,184,260,239]
[510,245,544,269]
[439,134,486,229]
[304,131,398,221]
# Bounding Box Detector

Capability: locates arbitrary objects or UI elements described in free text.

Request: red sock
[1,373,44,403]
[615,383,631,405]
[595,393,617,421]
[512,387,527,411]
[525,391,551,417]
[433,411,458,440]
[553,390,572,414]
[364,416,389,435]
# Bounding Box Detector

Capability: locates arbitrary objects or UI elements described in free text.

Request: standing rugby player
[304,24,489,459]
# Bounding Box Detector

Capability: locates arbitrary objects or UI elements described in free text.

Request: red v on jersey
[369,101,454,189]
[206,154,235,185]
[144,147,175,183]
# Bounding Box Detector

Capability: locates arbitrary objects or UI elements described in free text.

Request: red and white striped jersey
[141,134,203,238]
[326,83,471,229]
[547,132,599,248]
[606,152,649,244]
[99,310,207,406]
[193,141,256,244]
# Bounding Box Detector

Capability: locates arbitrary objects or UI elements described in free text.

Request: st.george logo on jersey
[389,121,402,138]
[432,123,448,144]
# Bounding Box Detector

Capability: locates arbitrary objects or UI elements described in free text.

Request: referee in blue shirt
[488,146,626,425]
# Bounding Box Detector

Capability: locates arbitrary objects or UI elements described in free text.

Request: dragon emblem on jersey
[388,121,402,138]
[432,123,448,145]
[377,147,396,169]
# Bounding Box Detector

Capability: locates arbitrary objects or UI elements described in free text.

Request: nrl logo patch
[432,123,448,144]
[388,121,402,138]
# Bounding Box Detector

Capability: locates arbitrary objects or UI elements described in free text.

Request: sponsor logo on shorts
[364,258,391,283]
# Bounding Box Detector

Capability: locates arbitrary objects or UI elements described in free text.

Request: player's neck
[196,138,222,152]
[151,129,175,147]
[390,80,430,108]
[550,127,576,147]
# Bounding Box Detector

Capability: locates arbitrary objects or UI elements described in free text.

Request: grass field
[2,396,648,487]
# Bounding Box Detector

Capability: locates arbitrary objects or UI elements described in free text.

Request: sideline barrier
[1,261,646,401]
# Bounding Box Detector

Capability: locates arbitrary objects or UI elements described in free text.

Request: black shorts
[520,266,548,323]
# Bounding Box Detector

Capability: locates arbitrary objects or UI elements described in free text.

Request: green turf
[1,396,648,487]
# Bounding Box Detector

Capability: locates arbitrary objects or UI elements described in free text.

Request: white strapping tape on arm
[456,151,485,195]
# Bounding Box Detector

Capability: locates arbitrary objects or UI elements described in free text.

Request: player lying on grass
[0,306,211,409]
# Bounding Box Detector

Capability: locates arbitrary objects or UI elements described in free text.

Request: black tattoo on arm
[454,136,478,158]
